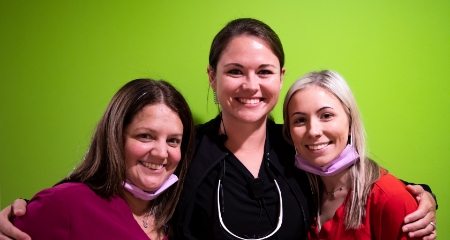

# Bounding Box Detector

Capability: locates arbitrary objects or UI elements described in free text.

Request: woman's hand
[402,185,437,240]
[0,199,30,240]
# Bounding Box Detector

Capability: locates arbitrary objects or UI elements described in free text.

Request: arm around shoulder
[13,186,70,239]
[370,176,421,240]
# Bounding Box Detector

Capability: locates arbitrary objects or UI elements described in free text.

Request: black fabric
[172,116,314,239]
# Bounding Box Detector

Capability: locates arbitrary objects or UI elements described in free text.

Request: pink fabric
[123,174,178,201]
[13,182,168,240]
[295,145,359,176]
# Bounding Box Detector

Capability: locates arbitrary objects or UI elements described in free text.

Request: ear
[279,67,286,91]
[207,66,217,90]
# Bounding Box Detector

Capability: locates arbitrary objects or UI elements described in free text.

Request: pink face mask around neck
[123,174,178,201]
[294,144,359,176]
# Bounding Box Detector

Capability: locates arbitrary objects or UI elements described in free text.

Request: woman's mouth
[237,98,263,104]
[307,142,330,150]
[139,161,164,170]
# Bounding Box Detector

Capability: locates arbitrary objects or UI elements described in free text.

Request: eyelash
[292,113,334,124]
[258,70,273,75]
[167,138,182,146]
[138,134,181,147]
[227,69,274,75]
[139,134,152,139]
[228,69,242,75]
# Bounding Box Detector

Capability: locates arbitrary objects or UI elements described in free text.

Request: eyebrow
[290,106,333,117]
[223,63,277,68]
[134,127,183,137]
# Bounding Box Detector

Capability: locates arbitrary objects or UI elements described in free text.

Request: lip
[139,161,165,171]
[305,142,332,151]
[236,97,265,105]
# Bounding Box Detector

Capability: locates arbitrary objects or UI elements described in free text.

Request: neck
[319,167,351,195]
[220,113,267,152]
[121,187,151,215]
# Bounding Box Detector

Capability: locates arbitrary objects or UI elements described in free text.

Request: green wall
[1,0,448,236]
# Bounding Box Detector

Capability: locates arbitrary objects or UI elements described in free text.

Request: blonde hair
[282,70,381,229]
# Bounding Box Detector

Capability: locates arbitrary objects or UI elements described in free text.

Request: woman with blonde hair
[283,70,428,239]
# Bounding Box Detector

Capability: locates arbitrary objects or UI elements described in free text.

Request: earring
[213,90,219,104]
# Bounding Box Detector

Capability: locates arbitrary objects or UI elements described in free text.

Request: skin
[124,103,183,192]
[288,86,350,168]
[207,35,284,177]
[122,103,184,240]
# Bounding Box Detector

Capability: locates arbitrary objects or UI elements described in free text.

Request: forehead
[288,86,343,111]
[131,103,182,127]
[219,35,278,63]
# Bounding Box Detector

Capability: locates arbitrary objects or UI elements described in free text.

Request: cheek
[124,141,148,166]
[168,148,182,165]
[290,127,306,145]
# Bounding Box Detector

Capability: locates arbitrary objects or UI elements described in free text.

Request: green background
[1,0,448,236]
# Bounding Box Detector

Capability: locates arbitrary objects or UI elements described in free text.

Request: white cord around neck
[216,179,283,240]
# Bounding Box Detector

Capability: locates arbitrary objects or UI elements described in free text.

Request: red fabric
[308,170,420,240]
[13,182,168,240]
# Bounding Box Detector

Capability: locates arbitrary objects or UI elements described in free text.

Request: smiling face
[209,35,285,124]
[288,86,350,167]
[124,103,183,192]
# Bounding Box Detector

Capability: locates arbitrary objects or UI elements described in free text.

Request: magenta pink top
[13,182,168,240]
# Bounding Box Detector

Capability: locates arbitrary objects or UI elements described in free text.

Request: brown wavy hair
[60,79,195,236]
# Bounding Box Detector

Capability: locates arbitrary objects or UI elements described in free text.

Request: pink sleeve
[13,187,70,240]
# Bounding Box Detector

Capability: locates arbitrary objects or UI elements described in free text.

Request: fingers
[405,184,424,196]
[422,230,437,240]
[408,223,436,239]
[403,211,436,238]
[0,204,31,240]
[11,199,28,217]
[404,190,435,224]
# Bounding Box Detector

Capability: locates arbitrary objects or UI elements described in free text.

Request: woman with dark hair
[12,79,195,239]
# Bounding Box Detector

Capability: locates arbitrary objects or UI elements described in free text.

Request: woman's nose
[242,73,258,90]
[150,141,168,159]
[307,120,322,138]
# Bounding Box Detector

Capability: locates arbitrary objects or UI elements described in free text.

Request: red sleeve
[369,174,421,240]
[13,186,70,240]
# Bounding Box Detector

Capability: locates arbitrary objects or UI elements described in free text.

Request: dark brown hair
[208,18,285,71]
[61,79,195,235]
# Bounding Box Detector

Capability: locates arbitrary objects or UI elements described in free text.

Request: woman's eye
[138,134,152,140]
[293,117,306,124]
[228,69,242,75]
[167,138,182,147]
[258,70,273,75]
[322,113,333,119]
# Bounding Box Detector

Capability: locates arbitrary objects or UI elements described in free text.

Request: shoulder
[369,171,418,212]
[367,171,419,239]
[31,182,92,201]
[372,172,411,198]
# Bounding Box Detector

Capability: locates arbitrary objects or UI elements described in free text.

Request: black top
[173,116,314,239]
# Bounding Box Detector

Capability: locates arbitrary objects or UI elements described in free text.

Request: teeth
[308,143,328,150]
[140,161,163,170]
[239,98,260,104]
